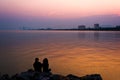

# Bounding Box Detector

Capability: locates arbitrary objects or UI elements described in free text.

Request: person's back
[43,58,51,72]
[33,58,42,72]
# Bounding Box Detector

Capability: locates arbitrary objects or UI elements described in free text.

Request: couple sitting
[33,58,51,72]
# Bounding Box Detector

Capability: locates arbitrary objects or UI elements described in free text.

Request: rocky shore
[0,69,102,80]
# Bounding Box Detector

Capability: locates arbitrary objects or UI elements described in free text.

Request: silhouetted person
[33,58,42,72]
[43,58,51,72]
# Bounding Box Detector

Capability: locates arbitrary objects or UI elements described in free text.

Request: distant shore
[24,27,120,31]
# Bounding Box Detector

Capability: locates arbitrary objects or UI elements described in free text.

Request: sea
[0,30,120,80]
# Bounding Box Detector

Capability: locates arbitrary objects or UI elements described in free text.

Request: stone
[67,74,80,80]
[80,74,102,80]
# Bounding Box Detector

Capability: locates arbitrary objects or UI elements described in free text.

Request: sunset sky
[0,0,120,29]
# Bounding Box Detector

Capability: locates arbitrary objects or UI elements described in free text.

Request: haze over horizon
[0,0,120,30]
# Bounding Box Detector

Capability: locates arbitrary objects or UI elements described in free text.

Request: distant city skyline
[0,0,120,30]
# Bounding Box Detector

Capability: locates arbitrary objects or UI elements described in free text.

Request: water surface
[0,30,120,80]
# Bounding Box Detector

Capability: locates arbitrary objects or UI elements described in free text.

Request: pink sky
[0,0,120,30]
[0,0,120,18]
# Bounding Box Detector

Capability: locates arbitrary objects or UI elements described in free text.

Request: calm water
[0,30,120,80]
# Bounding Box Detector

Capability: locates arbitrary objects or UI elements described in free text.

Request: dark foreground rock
[0,69,102,80]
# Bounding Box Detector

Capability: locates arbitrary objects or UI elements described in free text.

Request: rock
[11,74,19,80]
[50,74,69,80]
[17,69,35,80]
[80,74,102,80]
[0,74,10,80]
[67,74,80,80]
[66,74,102,80]
[33,72,52,80]
[16,69,52,80]
[0,70,103,80]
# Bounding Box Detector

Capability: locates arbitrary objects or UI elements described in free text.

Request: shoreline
[24,29,120,31]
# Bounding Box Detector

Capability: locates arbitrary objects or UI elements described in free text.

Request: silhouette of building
[94,24,100,29]
[78,25,86,30]
[116,25,120,28]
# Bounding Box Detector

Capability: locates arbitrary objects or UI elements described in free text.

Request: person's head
[35,58,39,62]
[43,58,48,63]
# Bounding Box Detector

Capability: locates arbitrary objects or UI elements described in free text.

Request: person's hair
[43,58,48,64]
[35,58,39,61]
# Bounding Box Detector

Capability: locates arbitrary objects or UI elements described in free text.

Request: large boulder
[67,74,80,80]
[50,74,69,80]
[80,74,102,80]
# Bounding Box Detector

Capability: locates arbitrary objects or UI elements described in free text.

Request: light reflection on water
[0,30,120,80]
